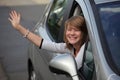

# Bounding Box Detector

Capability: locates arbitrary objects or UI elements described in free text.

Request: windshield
[97,1,120,74]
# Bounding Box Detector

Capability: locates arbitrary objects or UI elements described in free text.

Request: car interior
[73,2,95,80]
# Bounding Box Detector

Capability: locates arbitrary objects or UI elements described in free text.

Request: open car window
[70,2,95,80]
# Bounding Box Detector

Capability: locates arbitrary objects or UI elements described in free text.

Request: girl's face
[65,24,82,46]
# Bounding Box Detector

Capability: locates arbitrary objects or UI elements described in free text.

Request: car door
[48,0,96,80]
[75,0,120,80]
[28,0,75,80]
[66,1,96,80]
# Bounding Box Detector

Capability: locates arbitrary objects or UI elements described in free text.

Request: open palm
[8,10,21,30]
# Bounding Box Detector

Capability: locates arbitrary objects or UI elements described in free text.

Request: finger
[10,10,16,19]
[18,13,21,20]
[8,18,12,22]
[11,11,16,18]
[9,10,18,20]
[13,10,17,17]
[8,18,13,24]
[13,10,19,18]
[9,13,14,20]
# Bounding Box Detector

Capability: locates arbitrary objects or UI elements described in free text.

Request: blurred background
[0,0,49,80]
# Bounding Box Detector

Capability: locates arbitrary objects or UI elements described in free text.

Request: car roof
[94,0,119,4]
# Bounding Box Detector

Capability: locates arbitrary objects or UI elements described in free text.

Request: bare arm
[8,10,42,47]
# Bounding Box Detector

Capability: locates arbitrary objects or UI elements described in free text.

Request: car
[27,0,120,80]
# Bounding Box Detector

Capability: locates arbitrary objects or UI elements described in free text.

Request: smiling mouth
[69,36,77,39]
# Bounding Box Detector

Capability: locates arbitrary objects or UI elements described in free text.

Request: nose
[70,29,75,35]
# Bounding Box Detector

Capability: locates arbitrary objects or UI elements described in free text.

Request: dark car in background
[27,0,120,80]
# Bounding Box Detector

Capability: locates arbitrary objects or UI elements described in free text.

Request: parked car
[27,0,120,80]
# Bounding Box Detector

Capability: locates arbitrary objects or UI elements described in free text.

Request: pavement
[0,63,7,80]
[0,0,49,80]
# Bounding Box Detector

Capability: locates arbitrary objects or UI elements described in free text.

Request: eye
[73,28,80,31]
[66,28,72,31]
[72,27,80,31]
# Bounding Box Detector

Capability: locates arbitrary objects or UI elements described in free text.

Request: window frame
[68,1,95,80]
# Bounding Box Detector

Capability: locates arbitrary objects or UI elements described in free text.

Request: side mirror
[49,54,79,80]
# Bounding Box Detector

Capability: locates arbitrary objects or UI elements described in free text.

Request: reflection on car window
[47,0,68,41]
[97,1,120,73]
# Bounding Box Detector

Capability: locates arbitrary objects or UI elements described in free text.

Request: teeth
[70,37,76,39]
[70,38,75,40]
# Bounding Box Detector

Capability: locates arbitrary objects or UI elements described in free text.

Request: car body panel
[76,0,113,80]
[28,0,120,80]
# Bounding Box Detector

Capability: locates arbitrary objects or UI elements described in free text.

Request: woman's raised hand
[8,10,42,47]
[8,10,21,30]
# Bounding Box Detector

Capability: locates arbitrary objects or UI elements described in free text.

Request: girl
[8,10,88,69]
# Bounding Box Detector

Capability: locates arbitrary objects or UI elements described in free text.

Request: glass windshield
[97,1,120,73]
[47,0,67,41]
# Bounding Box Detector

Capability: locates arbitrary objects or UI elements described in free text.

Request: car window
[70,3,95,80]
[97,1,120,74]
[46,0,68,42]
